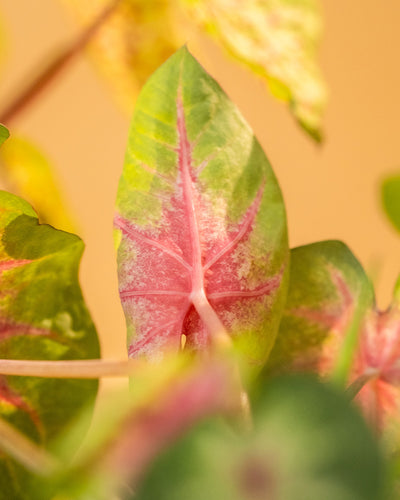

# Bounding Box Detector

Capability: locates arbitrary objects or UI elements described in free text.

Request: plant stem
[0,0,122,125]
[0,417,59,476]
[190,290,232,351]
[0,359,141,378]
[345,369,379,400]
[190,292,252,428]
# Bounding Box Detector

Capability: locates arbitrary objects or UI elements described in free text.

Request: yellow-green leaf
[180,0,327,140]
[61,0,183,113]
[61,0,326,140]
[0,136,76,232]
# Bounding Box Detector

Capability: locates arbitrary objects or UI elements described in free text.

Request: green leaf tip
[381,172,400,234]
[0,124,10,147]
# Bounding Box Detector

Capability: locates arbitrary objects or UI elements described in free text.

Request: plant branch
[0,358,142,378]
[0,0,122,125]
[0,417,59,476]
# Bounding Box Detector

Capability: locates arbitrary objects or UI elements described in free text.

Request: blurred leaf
[382,173,400,234]
[41,356,238,499]
[0,124,9,147]
[61,0,182,113]
[266,241,374,379]
[136,375,386,500]
[180,0,327,140]
[0,191,99,500]
[114,47,288,373]
[266,240,400,435]
[61,0,326,140]
[0,136,76,232]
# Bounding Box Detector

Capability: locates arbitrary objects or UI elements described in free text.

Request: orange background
[0,0,399,359]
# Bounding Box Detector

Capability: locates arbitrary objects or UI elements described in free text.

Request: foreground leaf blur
[136,376,385,500]
[268,240,400,435]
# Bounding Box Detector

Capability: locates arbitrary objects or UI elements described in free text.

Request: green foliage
[61,0,326,140]
[0,6,396,496]
[0,136,76,232]
[381,173,400,234]
[0,191,99,499]
[267,240,374,378]
[0,124,9,147]
[180,0,327,140]
[136,376,385,500]
[115,47,288,373]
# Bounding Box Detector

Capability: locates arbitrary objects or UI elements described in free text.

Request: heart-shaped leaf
[0,191,99,499]
[115,47,288,373]
[135,375,386,500]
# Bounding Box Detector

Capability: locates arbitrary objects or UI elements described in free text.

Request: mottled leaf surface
[180,0,327,140]
[0,191,99,499]
[267,241,374,376]
[115,47,288,372]
[382,173,400,234]
[136,376,385,500]
[267,240,400,433]
[0,136,76,232]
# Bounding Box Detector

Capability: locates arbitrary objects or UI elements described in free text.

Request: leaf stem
[0,417,59,476]
[0,359,141,378]
[190,290,232,350]
[0,0,122,125]
[345,369,379,400]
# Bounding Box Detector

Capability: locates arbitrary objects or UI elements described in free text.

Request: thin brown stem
[0,0,122,125]
[0,417,59,475]
[0,358,141,378]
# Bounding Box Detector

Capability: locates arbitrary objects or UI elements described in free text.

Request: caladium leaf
[266,241,374,377]
[135,376,385,500]
[267,240,400,433]
[115,47,288,373]
[61,0,326,140]
[0,191,99,499]
[180,0,327,140]
[0,136,76,232]
[61,0,183,113]
[381,173,400,234]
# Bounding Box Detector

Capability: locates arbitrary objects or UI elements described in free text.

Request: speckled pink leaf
[115,48,288,372]
[267,240,400,433]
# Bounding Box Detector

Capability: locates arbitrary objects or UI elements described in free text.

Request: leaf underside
[0,191,100,500]
[115,47,288,373]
